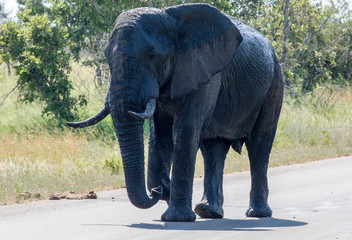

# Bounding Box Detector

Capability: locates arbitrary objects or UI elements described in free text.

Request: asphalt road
[1,156,352,240]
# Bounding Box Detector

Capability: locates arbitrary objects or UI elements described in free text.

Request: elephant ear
[166,4,243,100]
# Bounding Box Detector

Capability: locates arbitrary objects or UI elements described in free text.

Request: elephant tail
[66,105,109,129]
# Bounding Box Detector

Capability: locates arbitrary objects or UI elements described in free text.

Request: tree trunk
[7,62,11,75]
[281,0,290,87]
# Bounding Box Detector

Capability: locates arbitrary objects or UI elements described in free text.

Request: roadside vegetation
[1,63,351,204]
[0,0,351,204]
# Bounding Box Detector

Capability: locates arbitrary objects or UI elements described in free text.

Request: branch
[336,44,352,66]
[86,0,102,15]
[281,0,290,86]
[296,16,330,61]
[39,88,60,121]
[0,83,19,107]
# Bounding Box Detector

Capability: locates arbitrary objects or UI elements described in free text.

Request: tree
[281,0,290,86]
[1,0,351,121]
[49,0,139,87]
[256,0,351,92]
[18,0,46,14]
[323,0,352,86]
[0,2,10,74]
[0,9,87,122]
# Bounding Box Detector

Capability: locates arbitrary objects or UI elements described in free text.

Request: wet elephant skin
[66,3,284,222]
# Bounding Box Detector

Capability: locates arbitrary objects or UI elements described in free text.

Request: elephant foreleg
[160,120,201,222]
[195,138,230,218]
[161,73,222,222]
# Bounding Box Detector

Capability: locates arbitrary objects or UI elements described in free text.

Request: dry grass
[0,64,124,204]
[0,129,125,204]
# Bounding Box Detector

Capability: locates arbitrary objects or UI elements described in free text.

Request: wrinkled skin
[67,3,283,222]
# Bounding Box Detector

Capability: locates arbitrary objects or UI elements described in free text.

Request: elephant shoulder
[220,19,275,100]
[230,22,275,82]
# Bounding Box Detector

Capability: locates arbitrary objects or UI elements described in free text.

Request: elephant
[67,3,284,222]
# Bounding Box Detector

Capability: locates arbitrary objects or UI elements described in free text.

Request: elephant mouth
[128,98,156,120]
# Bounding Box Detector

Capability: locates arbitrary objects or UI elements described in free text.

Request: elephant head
[67,3,242,209]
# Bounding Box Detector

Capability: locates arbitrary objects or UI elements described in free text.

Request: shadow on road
[124,217,307,231]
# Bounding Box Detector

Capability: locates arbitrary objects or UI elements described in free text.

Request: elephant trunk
[109,88,161,209]
[117,119,162,208]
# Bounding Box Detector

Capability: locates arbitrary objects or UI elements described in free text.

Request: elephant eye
[149,50,157,60]
[145,47,163,63]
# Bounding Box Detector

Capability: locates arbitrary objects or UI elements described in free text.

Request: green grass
[1,63,351,205]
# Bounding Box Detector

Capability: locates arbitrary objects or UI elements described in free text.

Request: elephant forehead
[115,8,163,28]
[110,27,152,54]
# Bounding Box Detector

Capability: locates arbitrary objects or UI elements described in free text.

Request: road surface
[1,156,352,239]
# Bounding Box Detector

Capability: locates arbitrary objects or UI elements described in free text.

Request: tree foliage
[0,0,351,122]
[255,0,351,92]
[0,4,87,121]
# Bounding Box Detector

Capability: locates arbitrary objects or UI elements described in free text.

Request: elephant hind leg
[245,131,274,218]
[195,138,230,218]
[245,72,283,218]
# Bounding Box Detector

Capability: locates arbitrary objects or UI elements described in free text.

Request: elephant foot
[161,205,196,222]
[246,204,272,217]
[194,202,223,218]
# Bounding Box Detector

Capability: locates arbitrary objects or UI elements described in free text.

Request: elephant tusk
[128,98,156,120]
